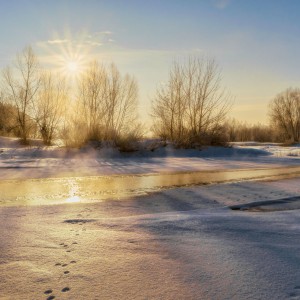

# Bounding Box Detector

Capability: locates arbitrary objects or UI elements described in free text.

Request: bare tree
[224,118,277,142]
[77,61,107,140]
[33,71,68,145]
[76,61,139,143]
[152,57,232,147]
[152,62,187,142]
[2,46,40,143]
[104,63,138,140]
[269,88,300,142]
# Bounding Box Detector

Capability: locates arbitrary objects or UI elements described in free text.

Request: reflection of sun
[66,195,80,203]
[66,180,81,203]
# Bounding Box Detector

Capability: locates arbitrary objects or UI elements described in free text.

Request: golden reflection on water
[65,179,81,203]
[1,166,300,207]
[65,195,81,203]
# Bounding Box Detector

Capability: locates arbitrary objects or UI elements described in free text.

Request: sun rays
[38,30,95,79]
[60,56,83,78]
[66,60,79,73]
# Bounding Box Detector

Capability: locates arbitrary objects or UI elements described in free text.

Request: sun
[55,54,87,80]
[58,55,86,81]
[39,30,92,79]
[66,60,79,73]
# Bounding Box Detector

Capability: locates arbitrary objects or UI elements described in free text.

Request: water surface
[1,166,300,206]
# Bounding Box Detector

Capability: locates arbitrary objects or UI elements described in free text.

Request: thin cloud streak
[47,39,69,44]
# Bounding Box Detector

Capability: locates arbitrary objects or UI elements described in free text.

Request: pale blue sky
[1,0,300,124]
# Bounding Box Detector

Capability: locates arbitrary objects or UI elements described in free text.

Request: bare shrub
[0,95,19,136]
[2,46,40,143]
[104,64,139,141]
[151,57,232,147]
[61,119,88,148]
[76,61,139,144]
[33,71,68,145]
[269,88,300,143]
[115,123,145,152]
[225,119,278,142]
[77,61,107,141]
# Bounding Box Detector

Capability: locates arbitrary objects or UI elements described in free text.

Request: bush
[151,57,232,148]
[115,124,144,152]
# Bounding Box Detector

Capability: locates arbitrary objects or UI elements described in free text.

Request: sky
[1,0,300,125]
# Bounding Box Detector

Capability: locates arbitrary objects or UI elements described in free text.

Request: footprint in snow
[59,242,69,248]
[44,290,55,300]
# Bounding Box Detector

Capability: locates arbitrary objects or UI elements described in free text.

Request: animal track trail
[54,260,77,276]
[62,260,77,275]
[43,286,70,299]
[42,235,80,298]
[44,289,55,300]
[44,224,82,298]
[59,238,80,252]
[59,242,69,249]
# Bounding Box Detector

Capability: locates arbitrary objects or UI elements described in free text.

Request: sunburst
[38,29,93,80]
[66,61,79,73]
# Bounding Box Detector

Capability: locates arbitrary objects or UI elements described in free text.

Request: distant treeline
[0,46,299,149]
[224,120,280,143]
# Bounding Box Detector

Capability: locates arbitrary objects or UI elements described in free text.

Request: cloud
[212,0,232,9]
[100,31,113,35]
[47,39,69,44]
[88,41,103,46]
[37,29,114,49]
[39,33,107,49]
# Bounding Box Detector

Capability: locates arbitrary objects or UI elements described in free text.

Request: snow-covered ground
[1,178,300,299]
[1,137,300,180]
[1,137,300,299]
[232,141,300,158]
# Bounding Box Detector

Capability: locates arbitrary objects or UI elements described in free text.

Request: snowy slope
[0,178,300,299]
